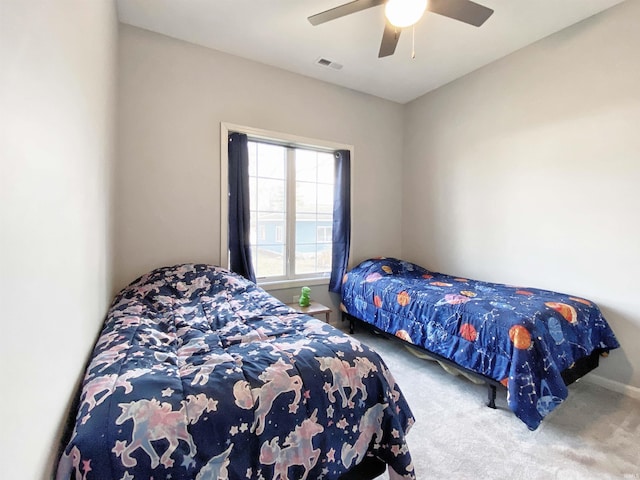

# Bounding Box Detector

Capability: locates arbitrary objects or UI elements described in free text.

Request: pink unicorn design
[259,409,324,480]
[325,335,364,352]
[194,444,233,480]
[117,315,142,328]
[131,279,164,298]
[182,393,219,424]
[175,275,209,297]
[380,363,402,403]
[317,356,377,407]
[80,369,147,414]
[269,338,316,356]
[232,358,303,434]
[56,445,95,480]
[222,274,246,290]
[341,403,387,468]
[114,393,215,468]
[176,336,210,362]
[95,331,123,349]
[88,342,130,373]
[174,264,197,279]
[109,295,138,314]
[121,304,144,316]
[301,320,329,336]
[226,326,270,345]
[179,352,232,386]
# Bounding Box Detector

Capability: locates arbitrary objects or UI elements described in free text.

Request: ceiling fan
[308,0,494,58]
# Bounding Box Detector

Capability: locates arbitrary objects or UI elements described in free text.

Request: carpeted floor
[346,326,640,480]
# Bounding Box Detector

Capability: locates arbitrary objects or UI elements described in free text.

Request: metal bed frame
[343,312,606,410]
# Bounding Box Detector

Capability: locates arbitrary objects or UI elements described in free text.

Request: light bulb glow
[384,0,427,28]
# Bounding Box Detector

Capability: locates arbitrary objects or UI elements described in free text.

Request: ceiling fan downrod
[412,25,416,59]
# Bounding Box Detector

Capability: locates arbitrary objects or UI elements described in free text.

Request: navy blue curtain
[228,132,256,283]
[329,150,351,293]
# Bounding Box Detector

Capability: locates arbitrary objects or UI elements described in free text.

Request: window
[275,226,283,243]
[221,123,352,288]
[247,140,334,281]
[317,226,332,243]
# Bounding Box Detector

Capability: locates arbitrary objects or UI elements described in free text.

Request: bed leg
[487,384,497,409]
[349,316,355,334]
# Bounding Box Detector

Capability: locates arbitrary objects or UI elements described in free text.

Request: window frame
[220,122,353,291]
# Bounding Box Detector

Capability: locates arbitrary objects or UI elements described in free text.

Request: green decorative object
[299,286,311,307]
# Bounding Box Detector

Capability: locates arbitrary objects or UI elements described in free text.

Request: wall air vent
[315,57,343,70]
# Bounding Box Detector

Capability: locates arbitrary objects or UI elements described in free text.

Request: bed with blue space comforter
[56,264,415,480]
[341,258,619,430]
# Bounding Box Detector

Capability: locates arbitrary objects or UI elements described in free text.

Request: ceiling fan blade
[427,0,494,27]
[378,21,401,58]
[308,0,386,26]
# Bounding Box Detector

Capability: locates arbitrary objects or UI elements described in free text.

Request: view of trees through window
[247,141,334,280]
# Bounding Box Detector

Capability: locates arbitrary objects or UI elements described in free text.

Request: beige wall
[403,0,640,391]
[115,25,405,311]
[0,1,117,478]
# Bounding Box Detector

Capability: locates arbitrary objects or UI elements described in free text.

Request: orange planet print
[374,295,383,308]
[397,291,411,307]
[460,291,477,298]
[381,265,393,274]
[500,378,509,388]
[516,290,534,296]
[454,278,469,282]
[545,302,578,324]
[460,323,477,342]
[395,329,413,343]
[422,274,433,279]
[569,296,592,306]
[430,281,453,287]
[509,325,532,350]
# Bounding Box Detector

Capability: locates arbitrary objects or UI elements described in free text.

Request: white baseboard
[583,373,640,400]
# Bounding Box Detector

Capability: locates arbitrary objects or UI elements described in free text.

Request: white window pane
[316,244,332,272]
[317,153,334,184]
[296,182,317,213]
[248,142,258,177]
[257,178,285,212]
[257,144,286,179]
[256,212,285,246]
[295,244,332,275]
[295,220,316,245]
[296,150,317,182]
[316,213,332,224]
[317,184,334,214]
[249,177,257,211]
[295,247,317,275]
[317,225,332,243]
[249,217,257,245]
[254,244,285,278]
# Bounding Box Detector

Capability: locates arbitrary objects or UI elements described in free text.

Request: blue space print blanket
[341,258,619,430]
[56,264,415,480]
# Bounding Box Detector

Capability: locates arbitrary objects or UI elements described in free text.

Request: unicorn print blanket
[57,264,415,480]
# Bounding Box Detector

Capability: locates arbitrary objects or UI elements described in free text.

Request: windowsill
[259,277,330,292]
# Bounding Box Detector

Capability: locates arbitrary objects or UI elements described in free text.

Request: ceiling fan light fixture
[384,0,428,28]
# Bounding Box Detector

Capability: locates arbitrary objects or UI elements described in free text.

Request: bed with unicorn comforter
[56,264,415,480]
[341,258,619,430]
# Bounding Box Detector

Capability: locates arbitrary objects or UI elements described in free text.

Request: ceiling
[117,0,625,104]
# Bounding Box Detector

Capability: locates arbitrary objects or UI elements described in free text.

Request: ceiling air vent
[315,57,343,70]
